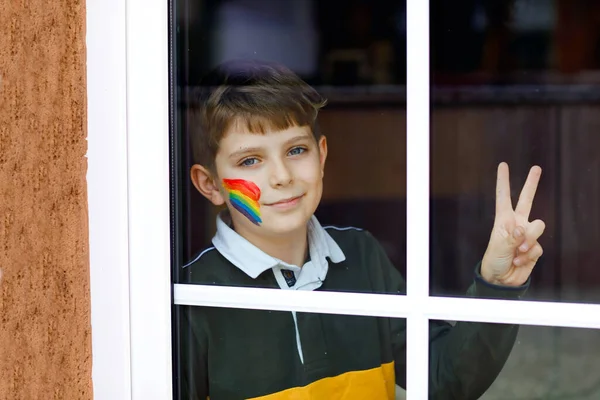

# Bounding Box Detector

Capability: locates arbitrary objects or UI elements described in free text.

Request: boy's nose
[269,160,293,187]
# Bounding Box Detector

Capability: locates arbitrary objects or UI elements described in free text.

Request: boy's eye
[240,157,259,167]
[288,147,306,156]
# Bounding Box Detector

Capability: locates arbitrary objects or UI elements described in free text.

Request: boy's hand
[481,162,545,287]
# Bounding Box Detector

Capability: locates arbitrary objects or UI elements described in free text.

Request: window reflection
[433,322,600,400]
[177,307,407,399]
[430,0,600,303]
[177,0,406,87]
[176,0,408,280]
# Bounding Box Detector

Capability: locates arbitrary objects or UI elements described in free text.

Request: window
[430,0,600,305]
[88,1,600,399]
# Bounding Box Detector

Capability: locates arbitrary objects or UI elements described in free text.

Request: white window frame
[87,0,600,399]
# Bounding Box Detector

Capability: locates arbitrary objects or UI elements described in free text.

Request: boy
[180,59,545,399]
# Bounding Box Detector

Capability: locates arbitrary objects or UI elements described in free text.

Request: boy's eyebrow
[228,147,263,160]
[283,135,311,146]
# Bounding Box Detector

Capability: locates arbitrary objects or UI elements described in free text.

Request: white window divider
[126,0,173,399]
[405,0,431,397]
[87,0,131,398]
[175,284,600,330]
[174,284,415,318]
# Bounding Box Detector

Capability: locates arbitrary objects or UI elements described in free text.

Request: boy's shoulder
[321,224,379,251]
[321,224,366,245]
[182,245,220,269]
[181,245,253,286]
[180,224,385,284]
[321,225,392,270]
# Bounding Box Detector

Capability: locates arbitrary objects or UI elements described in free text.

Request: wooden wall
[0,2,92,399]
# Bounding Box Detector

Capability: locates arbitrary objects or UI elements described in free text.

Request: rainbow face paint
[222,179,262,226]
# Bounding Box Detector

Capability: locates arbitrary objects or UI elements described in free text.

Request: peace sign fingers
[483,162,545,287]
[495,162,513,216]
[515,165,542,219]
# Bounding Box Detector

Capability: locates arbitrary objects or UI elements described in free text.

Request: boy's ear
[190,164,225,206]
[318,135,328,178]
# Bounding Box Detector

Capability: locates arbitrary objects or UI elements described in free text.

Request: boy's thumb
[510,226,526,247]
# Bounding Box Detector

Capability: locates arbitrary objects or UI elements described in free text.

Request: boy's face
[191,124,327,239]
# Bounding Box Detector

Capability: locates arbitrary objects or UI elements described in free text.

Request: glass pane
[171,0,408,293]
[429,321,600,400]
[173,305,407,399]
[430,0,600,302]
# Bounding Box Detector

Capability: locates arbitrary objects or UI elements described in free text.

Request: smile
[266,195,304,209]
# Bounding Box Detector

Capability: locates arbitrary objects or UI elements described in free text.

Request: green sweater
[178,228,528,400]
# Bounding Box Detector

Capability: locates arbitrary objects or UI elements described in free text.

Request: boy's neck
[261,232,308,267]
[231,220,308,267]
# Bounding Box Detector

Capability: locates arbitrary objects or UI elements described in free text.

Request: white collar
[212,211,346,281]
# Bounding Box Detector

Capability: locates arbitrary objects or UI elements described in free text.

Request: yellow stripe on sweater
[250,362,395,400]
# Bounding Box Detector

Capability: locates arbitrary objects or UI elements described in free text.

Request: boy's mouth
[265,195,304,209]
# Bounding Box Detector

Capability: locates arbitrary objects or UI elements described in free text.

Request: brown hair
[187,59,327,172]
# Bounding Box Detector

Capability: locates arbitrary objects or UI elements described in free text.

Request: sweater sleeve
[365,232,527,399]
